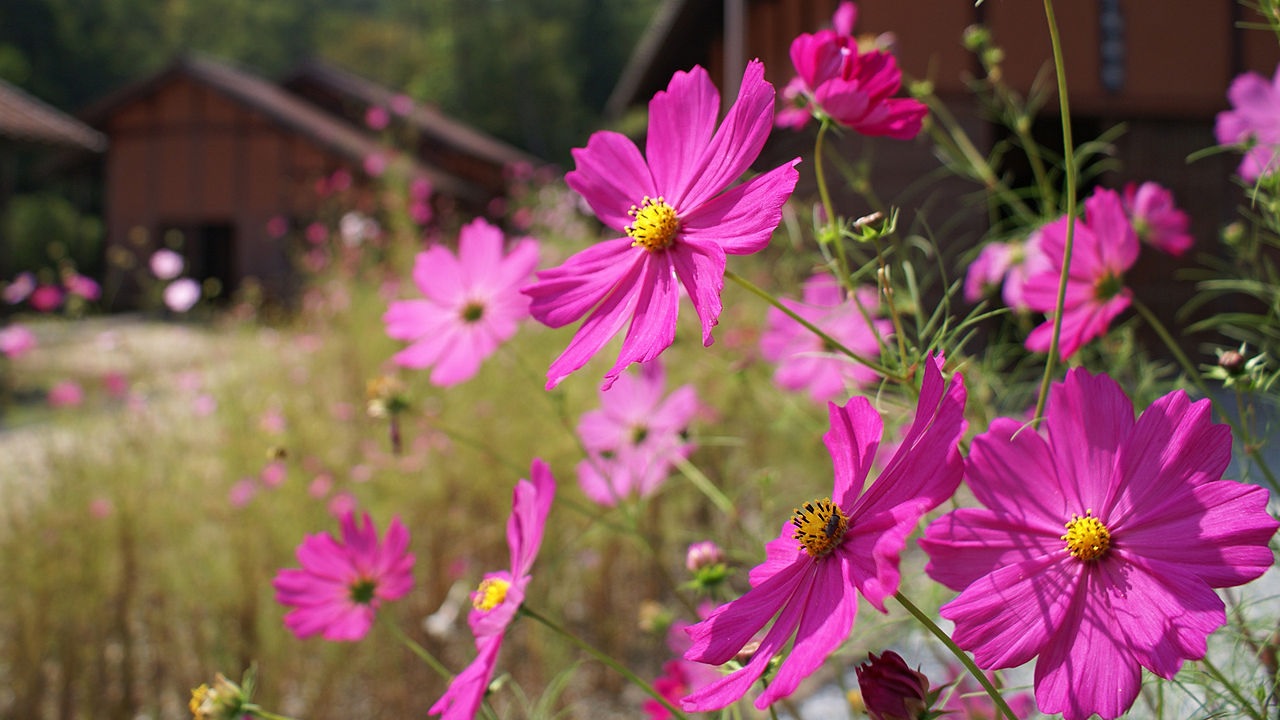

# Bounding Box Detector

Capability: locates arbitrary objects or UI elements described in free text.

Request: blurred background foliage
[0,0,659,163]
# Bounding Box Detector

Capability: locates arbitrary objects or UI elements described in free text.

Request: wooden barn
[608,0,1280,329]
[83,55,513,305]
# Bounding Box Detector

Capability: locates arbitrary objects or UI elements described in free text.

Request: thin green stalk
[383,615,452,681]
[1032,0,1078,424]
[1200,654,1267,720]
[519,605,691,720]
[894,591,1019,720]
[813,119,850,280]
[1131,298,1280,491]
[871,238,910,366]
[672,454,735,517]
[725,269,899,380]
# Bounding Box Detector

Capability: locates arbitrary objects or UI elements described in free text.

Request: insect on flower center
[792,497,849,558]
[460,302,485,323]
[473,577,510,612]
[626,196,680,252]
[1062,509,1112,561]
[349,578,378,604]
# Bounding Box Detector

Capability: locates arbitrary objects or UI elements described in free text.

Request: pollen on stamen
[1062,509,1112,561]
[626,196,680,252]
[792,497,849,559]
[472,577,510,612]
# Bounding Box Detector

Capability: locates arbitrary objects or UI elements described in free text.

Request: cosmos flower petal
[668,236,726,346]
[428,325,488,386]
[604,254,682,388]
[920,507,1063,592]
[429,634,504,720]
[509,459,556,578]
[525,238,642,329]
[755,560,856,708]
[1033,584,1143,720]
[823,396,882,510]
[646,65,721,205]
[684,559,808,666]
[565,132,657,230]
[680,159,800,255]
[543,259,647,390]
[1044,369,1133,510]
[964,417,1067,526]
[412,244,466,306]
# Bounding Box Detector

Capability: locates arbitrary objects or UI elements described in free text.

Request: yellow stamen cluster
[1062,509,1111,561]
[626,196,679,251]
[473,577,511,611]
[792,497,849,558]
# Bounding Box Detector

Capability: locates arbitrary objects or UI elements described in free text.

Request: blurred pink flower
[1215,63,1280,181]
[0,324,36,358]
[1122,181,1193,256]
[682,356,966,711]
[760,274,890,403]
[102,371,129,399]
[192,393,217,417]
[3,272,34,303]
[273,511,414,641]
[430,460,556,720]
[308,473,334,499]
[150,249,184,280]
[88,497,115,519]
[306,222,329,245]
[228,478,258,507]
[523,61,799,390]
[261,460,287,488]
[685,541,724,573]
[778,2,927,137]
[64,273,100,301]
[30,284,63,312]
[259,407,287,434]
[410,200,433,225]
[962,231,1048,311]
[384,218,539,386]
[410,177,433,200]
[363,152,387,177]
[365,105,390,130]
[921,369,1279,720]
[575,361,698,505]
[1023,188,1138,359]
[267,215,289,239]
[48,380,84,408]
[390,94,414,116]
[645,617,721,720]
[329,168,353,193]
[164,278,201,313]
[328,492,358,519]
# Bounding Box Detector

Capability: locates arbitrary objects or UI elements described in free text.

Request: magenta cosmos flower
[272,511,414,642]
[920,369,1279,720]
[0,324,36,359]
[963,230,1049,312]
[1023,187,1139,359]
[577,361,699,505]
[1215,63,1280,181]
[760,273,890,403]
[430,460,556,720]
[777,2,927,137]
[522,60,799,391]
[384,218,539,386]
[1122,181,1193,256]
[681,355,966,711]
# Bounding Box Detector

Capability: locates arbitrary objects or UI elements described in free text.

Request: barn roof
[82,54,483,202]
[0,77,107,152]
[282,58,541,169]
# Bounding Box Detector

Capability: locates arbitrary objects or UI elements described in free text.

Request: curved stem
[725,269,900,380]
[519,605,691,720]
[894,591,1019,720]
[1032,0,1078,424]
[383,615,452,681]
[814,120,850,280]
[1200,654,1267,720]
[1131,298,1280,491]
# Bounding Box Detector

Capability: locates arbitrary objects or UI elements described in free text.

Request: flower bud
[855,651,933,720]
[685,541,724,572]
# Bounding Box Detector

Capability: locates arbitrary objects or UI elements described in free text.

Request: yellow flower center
[626,196,679,251]
[1062,509,1111,561]
[792,497,849,558]
[473,577,511,611]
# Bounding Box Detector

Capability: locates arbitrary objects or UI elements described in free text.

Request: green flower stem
[894,591,1019,720]
[1131,298,1280,492]
[1200,654,1267,720]
[725,269,899,381]
[519,604,691,720]
[813,119,850,281]
[383,616,453,681]
[1032,0,1078,425]
[672,454,735,517]
[871,237,910,366]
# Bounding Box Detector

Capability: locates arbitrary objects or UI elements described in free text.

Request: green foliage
[3,192,103,276]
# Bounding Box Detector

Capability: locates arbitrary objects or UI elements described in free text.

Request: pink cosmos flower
[384,218,539,386]
[327,492,358,519]
[228,478,258,507]
[266,215,289,239]
[1215,63,1280,181]
[305,222,328,245]
[522,60,799,390]
[778,2,927,137]
[1121,181,1193,256]
[576,361,698,505]
[1023,188,1138,359]
[64,273,100,301]
[430,460,556,720]
[920,369,1279,720]
[272,511,415,642]
[0,324,36,358]
[390,94,415,116]
[3,272,34,304]
[645,617,720,720]
[30,284,63,312]
[962,231,1049,311]
[47,380,84,408]
[150,248,184,280]
[164,278,201,312]
[759,273,890,403]
[365,106,390,131]
[363,152,387,177]
[102,371,129,399]
[681,355,966,711]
